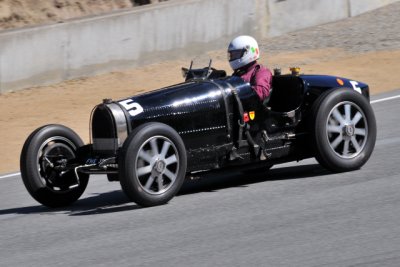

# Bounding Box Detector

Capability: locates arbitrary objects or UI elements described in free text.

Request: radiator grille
[91,104,119,154]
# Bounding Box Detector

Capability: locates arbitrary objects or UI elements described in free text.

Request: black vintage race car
[20,62,376,207]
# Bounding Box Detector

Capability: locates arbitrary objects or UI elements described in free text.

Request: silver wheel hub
[326,101,368,159]
[343,124,355,137]
[135,136,179,195]
[153,159,166,175]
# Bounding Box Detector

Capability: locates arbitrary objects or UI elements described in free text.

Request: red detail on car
[243,112,249,122]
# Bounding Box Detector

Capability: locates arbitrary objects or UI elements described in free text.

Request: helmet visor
[228,49,246,62]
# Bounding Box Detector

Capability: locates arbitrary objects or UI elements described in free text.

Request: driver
[228,35,272,103]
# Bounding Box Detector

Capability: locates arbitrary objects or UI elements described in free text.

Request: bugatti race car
[20,62,376,207]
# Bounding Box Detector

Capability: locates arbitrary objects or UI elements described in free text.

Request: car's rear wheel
[119,123,187,207]
[20,124,89,207]
[311,89,376,172]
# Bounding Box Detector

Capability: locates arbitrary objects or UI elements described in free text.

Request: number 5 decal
[119,99,144,116]
[350,81,362,94]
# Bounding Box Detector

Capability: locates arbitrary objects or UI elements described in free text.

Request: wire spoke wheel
[326,102,368,159]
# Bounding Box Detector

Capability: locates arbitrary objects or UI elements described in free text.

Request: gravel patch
[260,2,400,53]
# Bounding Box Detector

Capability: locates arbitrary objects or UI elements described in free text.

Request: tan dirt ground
[1,48,400,173]
[0,0,167,30]
[0,0,132,30]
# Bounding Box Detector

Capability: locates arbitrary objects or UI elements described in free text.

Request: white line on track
[370,94,400,104]
[0,172,21,180]
[0,94,399,180]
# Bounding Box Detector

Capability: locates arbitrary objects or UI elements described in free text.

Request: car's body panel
[301,75,370,107]
[111,77,256,170]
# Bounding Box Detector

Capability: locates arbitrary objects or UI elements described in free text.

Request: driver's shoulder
[254,64,272,77]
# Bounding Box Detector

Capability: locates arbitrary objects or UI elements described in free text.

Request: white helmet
[227,35,260,70]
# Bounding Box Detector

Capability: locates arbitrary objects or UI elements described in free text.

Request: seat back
[268,76,303,112]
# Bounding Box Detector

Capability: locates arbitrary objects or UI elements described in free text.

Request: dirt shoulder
[0,0,169,30]
[1,48,400,174]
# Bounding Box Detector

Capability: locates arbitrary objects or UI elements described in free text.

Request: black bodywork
[20,64,375,208]
[89,69,370,174]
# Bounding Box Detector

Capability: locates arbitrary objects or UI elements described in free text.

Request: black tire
[20,124,89,207]
[311,88,376,172]
[119,123,187,207]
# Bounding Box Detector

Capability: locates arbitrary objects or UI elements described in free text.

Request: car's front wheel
[119,123,187,207]
[20,124,89,207]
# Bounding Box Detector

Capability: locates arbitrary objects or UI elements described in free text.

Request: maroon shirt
[234,62,272,101]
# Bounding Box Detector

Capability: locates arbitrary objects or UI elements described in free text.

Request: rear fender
[301,75,370,111]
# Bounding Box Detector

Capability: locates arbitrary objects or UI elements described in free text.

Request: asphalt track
[1,90,400,266]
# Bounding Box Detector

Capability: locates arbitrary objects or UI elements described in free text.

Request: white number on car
[119,99,144,116]
[350,81,362,94]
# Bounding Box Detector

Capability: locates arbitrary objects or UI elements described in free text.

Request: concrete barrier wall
[267,0,349,37]
[266,0,400,37]
[349,0,400,16]
[0,0,268,93]
[0,0,398,93]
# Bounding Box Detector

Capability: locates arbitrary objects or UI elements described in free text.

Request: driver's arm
[252,67,272,102]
